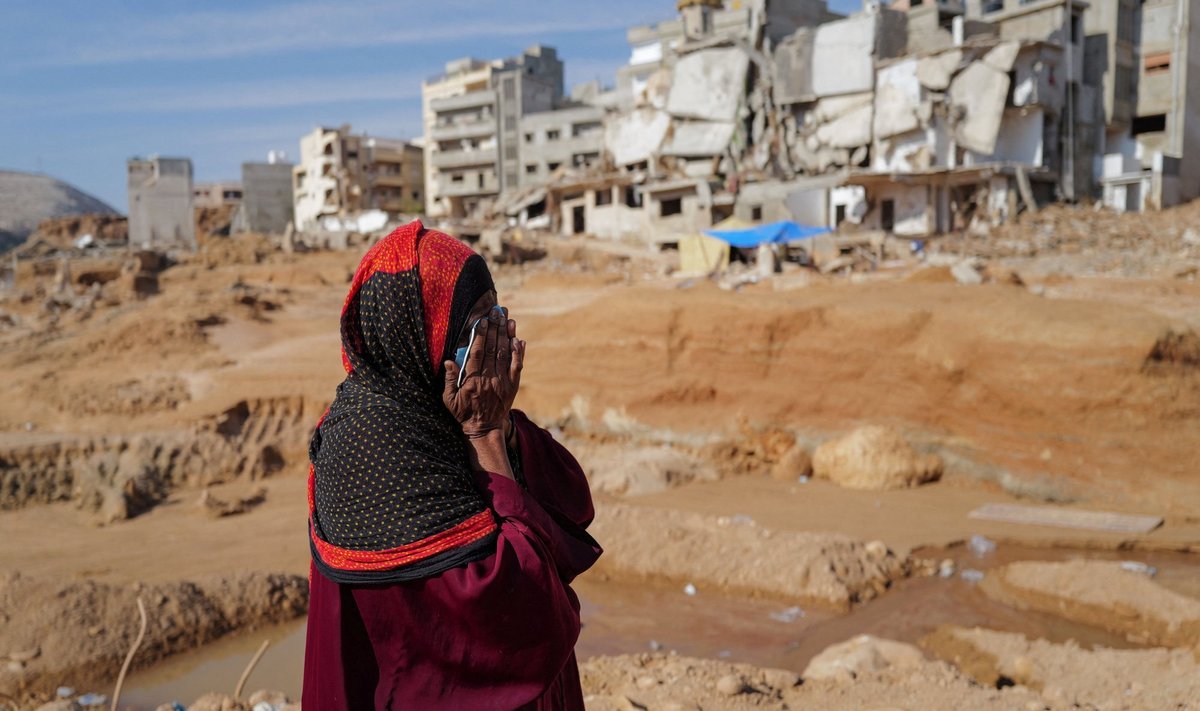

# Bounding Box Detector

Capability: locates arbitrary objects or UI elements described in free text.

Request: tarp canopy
[704,220,831,248]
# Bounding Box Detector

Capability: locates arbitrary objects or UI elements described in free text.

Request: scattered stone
[34,702,82,711]
[923,626,1200,710]
[246,690,289,708]
[803,635,927,681]
[812,426,943,491]
[770,444,813,482]
[199,486,268,518]
[715,673,745,696]
[950,259,983,285]
[188,693,248,711]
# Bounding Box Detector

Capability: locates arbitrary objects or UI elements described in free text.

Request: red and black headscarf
[307,221,499,584]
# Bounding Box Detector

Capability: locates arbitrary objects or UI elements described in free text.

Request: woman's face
[455,290,499,351]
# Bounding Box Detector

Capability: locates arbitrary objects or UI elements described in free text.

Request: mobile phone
[454,306,506,387]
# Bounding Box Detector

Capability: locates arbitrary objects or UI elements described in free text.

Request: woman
[302,221,601,710]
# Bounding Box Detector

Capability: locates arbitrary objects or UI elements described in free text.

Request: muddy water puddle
[119,544,1199,709]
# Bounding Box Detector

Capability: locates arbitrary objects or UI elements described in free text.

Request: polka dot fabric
[308,221,500,584]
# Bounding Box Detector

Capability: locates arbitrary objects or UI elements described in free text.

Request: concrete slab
[948,61,1010,155]
[666,47,750,122]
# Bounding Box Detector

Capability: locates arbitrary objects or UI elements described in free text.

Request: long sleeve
[303,425,602,711]
[511,409,596,532]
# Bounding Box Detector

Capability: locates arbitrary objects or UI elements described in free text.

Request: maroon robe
[303,411,601,710]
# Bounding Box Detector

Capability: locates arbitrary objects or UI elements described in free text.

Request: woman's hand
[443,307,525,440]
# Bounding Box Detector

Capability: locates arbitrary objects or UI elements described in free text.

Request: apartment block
[517,105,606,188]
[422,46,563,219]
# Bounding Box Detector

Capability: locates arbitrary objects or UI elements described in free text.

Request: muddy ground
[1,205,1199,709]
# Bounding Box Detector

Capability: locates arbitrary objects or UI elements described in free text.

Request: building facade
[422,46,563,219]
[127,156,196,250]
[233,160,295,235]
[517,105,606,188]
[192,181,242,209]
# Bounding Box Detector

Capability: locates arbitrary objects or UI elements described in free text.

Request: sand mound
[589,503,908,610]
[981,559,1200,648]
[924,626,1200,709]
[580,649,1045,710]
[0,572,307,699]
[812,425,942,491]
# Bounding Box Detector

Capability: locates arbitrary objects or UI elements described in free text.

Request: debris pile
[812,425,943,491]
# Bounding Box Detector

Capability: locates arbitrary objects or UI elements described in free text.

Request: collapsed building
[484,0,1198,247]
[291,125,425,231]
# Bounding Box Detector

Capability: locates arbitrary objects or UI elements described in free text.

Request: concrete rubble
[446,0,1190,276]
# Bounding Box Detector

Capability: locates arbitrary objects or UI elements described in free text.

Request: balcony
[431,147,497,170]
[430,117,496,143]
[430,89,497,114]
[438,173,500,197]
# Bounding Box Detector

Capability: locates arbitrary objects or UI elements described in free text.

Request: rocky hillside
[0,170,117,249]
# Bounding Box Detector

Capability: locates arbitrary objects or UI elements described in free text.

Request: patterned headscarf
[307,221,499,584]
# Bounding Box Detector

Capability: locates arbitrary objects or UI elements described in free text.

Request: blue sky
[0,0,860,210]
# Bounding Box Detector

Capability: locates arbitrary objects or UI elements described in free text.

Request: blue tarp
[703,220,831,248]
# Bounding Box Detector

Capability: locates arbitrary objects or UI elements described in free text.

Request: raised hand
[443,306,525,440]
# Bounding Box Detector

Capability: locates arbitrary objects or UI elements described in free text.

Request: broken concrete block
[916,49,962,91]
[666,47,750,122]
[661,121,736,157]
[816,103,873,148]
[948,62,1010,155]
[982,40,1020,73]
[803,635,927,681]
[874,85,922,139]
[605,109,670,166]
[811,14,878,98]
[811,92,874,124]
[874,59,923,139]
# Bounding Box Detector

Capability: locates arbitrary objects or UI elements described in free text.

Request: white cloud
[18,1,663,67]
[11,72,427,116]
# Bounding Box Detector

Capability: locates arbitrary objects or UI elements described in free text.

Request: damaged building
[421,47,564,219]
[291,125,424,231]
[524,0,1199,246]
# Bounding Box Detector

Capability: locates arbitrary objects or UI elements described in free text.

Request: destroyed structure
[126,156,196,250]
[291,125,424,231]
[428,0,1200,245]
[113,0,1200,252]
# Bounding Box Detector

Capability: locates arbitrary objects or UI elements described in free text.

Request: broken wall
[861,182,930,236]
[605,109,671,167]
[810,14,877,98]
[237,162,295,235]
[127,158,196,251]
[666,47,750,122]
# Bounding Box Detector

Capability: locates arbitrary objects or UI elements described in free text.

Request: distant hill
[0,170,118,250]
